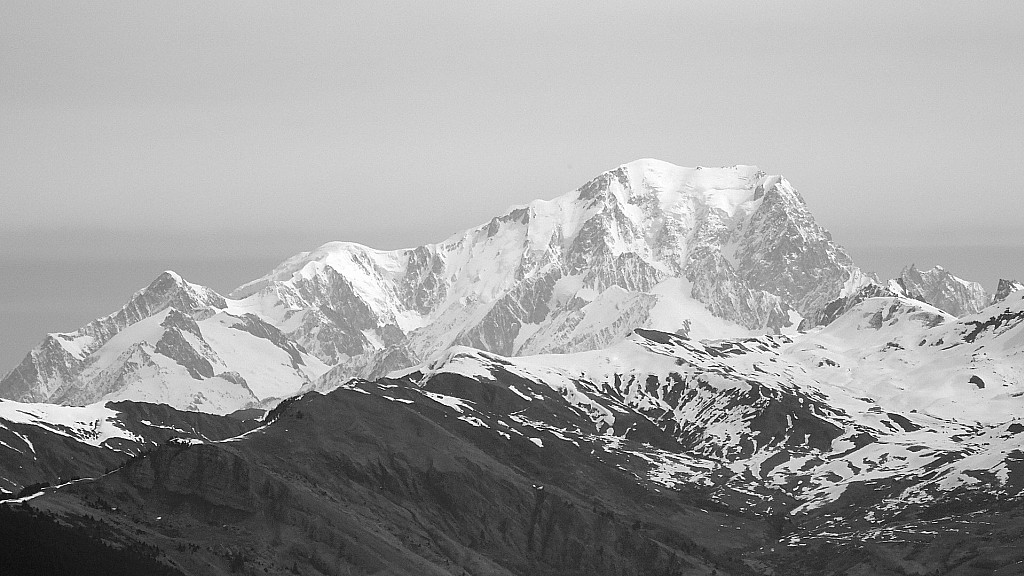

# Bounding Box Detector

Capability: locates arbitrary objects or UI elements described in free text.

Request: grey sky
[2,1,1023,371]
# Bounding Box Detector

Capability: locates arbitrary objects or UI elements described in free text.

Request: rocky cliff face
[993,278,1024,304]
[729,176,868,316]
[893,264,990,316]
[804,263,1002,330]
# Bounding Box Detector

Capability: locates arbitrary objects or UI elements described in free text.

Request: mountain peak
[994,279,1024,304]
[618,159,765,195]
[619,158,761,176]
[895,264,989,316]
[157,269,183,282]
[0,270,232,405]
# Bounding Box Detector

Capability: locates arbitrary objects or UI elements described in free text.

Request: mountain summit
[230,160,870,373]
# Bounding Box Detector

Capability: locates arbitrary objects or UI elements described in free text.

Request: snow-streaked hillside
[12,287,1024,573]
[790,292,1024,423]
[0,398,258,495]
[0,399,142,451]
[297,289,1024,519]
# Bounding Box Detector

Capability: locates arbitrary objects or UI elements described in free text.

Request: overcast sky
[2,1,1023,371]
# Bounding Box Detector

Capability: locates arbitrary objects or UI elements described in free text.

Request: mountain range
[2,159,1023,575]
[6,160,877,411]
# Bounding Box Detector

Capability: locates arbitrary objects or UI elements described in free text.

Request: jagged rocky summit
[800,263,1009,329]
[994,278,1024,303]
[893,263,990,316]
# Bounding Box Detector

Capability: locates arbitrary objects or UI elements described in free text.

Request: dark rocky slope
[28,386,771,576]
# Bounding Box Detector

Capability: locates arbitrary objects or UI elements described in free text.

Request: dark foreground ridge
[15,361,1024,575]
[21,385,767,576]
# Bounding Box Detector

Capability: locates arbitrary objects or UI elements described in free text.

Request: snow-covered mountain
[0,272,329,413]
[798,262,998,332]
[892,264,990,316]
[2,160,875,410]
[231,161,870,373]
[233,160,870,370]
